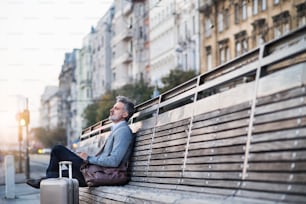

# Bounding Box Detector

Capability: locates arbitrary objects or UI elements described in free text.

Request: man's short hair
[116,96,135,121]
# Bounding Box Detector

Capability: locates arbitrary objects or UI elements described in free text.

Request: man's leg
[46,144,87,186]
[27,144,86,188]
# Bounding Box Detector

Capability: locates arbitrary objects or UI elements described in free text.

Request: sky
[0,0,112,145]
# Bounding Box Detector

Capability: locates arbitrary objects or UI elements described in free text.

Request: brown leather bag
[80,162,129,187]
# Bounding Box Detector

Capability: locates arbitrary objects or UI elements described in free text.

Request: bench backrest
[79,26,306,203]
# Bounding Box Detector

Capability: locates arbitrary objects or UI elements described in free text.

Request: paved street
[0,154,49,204]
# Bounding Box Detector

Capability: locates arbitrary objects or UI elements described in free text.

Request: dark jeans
[46,144,87,187]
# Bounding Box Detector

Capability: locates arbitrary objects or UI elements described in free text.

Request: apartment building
[91,7,114,99]
[149,0,201,87]
[199,0,306,73]
[111,0,134,89]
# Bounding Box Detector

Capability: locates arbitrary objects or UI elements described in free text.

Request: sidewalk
[0,173,40,204]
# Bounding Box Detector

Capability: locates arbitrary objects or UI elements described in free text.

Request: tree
[159,69,197,93]
[83,102,100,127]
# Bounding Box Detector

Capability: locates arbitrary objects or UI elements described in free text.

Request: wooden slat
[246,172,306,182]
[180,178,241,188]
[186,154,243,164]
[253,118,306,133]
[248,150,306,161]
[187,145,245,156]
[256,86,306,106]
[241,181,306,194]
[191,127,248,141]
[182,171,241,180]
[251,128,306,143]
[184,163,242,171]
[188,136,247,149]
[247,161,306,172]
[255,96,306,115]
[249,139,306,152]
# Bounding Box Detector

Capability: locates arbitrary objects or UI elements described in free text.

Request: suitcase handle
[59,161,72,179]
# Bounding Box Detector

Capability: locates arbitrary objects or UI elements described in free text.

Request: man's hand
[77,152,88,161]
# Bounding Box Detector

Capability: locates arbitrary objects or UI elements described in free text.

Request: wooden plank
[150,145,186,154]
[256,86,306,106]
[193,101,251,122]
[192,118,249,133]
[148,165,183,171]
[252,118,306,134]
[151,138,187,149]
[251,128,306,143]
[149,158,184,166]
[190,127,247,141]
[145,171,182,178]
[248,150,306,161]
[180,178,241,189]
[192,110,250,128]
[246,172,306,183]
[254,107,306,125]
[176,184,236,196]
[182,171,241,180]
[241,181,306,194]
[155,118,190,132]
[255,96,306,115]
[153,132,187,144]
[188,136,247,149]
[187,145,245,156]
[154,126,188,138]
[249,139,306,152]
[186,155,243,164]
[150,152,185,160]
[247,161,306,172]
[184,163,242,171]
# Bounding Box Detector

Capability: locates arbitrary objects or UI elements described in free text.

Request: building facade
[111,0,134,89]
[91,7,114,100]
[199,0,306,73]
[40,86,60,130]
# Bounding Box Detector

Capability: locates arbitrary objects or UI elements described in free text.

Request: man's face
[109,102,128,123]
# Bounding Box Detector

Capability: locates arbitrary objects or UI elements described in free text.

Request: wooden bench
[78,26,306,203]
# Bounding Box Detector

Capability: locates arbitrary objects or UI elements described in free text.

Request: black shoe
[26,178,44,189]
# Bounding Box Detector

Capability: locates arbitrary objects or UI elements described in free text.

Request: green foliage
[159,69,197,93]
[83,102,100,127]
[31,127,66,148]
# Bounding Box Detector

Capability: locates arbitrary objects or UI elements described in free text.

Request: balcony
[112,28,133,46]
[112,52,133,68]
[199,0,213,13]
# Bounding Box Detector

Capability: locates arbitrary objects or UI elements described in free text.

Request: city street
[0,154,49,203]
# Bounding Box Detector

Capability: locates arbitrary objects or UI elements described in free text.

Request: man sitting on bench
[26,95,135,188]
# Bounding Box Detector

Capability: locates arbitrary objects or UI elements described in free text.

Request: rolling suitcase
[40,161,79,204]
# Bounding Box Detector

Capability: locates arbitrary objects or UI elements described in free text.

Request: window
[252,19,267,47]
[192,15,196,34]
[261,0,267,11]
[274,0,280,5]
[218,39,230,64]
[206,46,212,71]
[253,0,258,15]
[296,3,306,28]
[242,0,247,20]
[218,12,224,32]
[235,31,248,57]
[205,17,212,37]
[235,3,240,24]
[272,11,290,39]
[224,9,229,29]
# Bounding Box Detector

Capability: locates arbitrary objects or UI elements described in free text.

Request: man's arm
[87,126,133,167]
